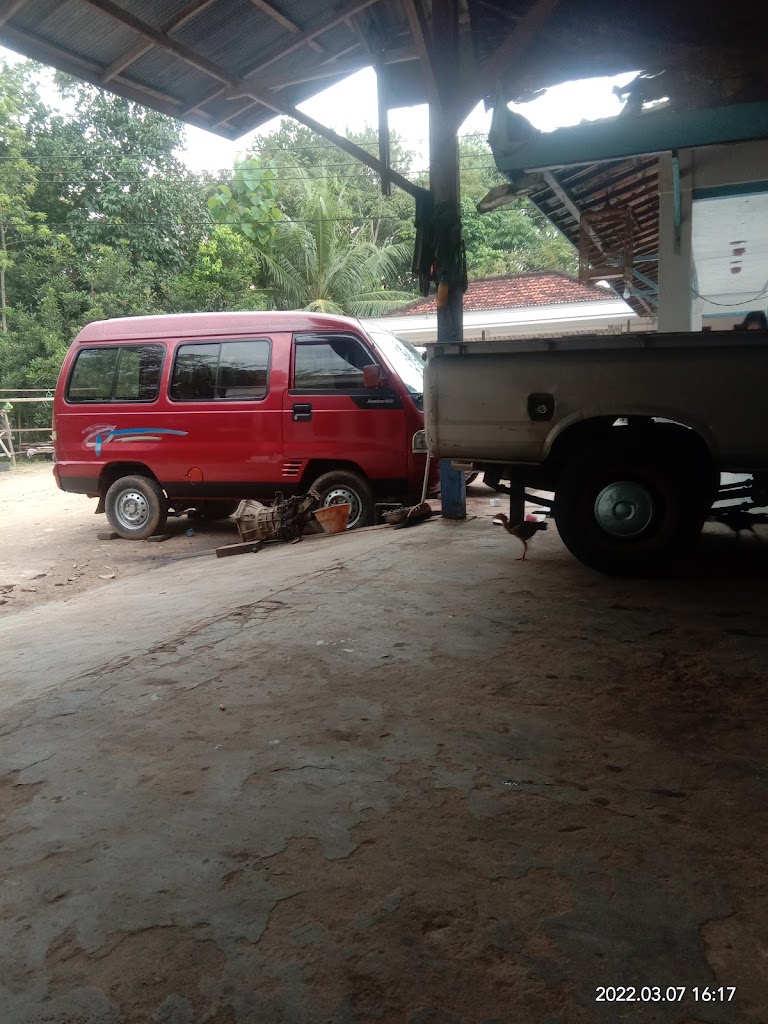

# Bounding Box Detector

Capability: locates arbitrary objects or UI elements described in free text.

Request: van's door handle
[292,402,312,422]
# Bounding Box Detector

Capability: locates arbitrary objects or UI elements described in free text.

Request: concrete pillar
[657,151,694,332]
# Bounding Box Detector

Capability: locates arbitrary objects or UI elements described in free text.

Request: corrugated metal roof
[1,0,766,145]
[524,157,661,316]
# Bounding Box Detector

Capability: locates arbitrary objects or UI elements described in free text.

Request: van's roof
[74,310,364,343]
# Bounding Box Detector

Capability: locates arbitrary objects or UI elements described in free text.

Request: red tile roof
[387,272,618,316]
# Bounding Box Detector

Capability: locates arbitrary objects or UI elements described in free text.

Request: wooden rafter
[102,0,219,83]
[240,0,379,80]
[0,0,29,29]
[248,0,324,53]
[401,0,440,106]
[183,0,380,117]
[0,23,221,129]
[461,0,560,119]
[77,0,420,197]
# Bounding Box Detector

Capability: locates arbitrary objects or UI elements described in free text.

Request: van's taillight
[51,411,57,442]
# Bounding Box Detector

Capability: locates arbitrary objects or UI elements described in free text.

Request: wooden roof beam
[81,0,420,199]
[248,0,324,53]
[241,0,379,79]
[401,0,440,106]
[0,0,29,29]
[102,0,219,83]
[184,0,380,117]
[0,22,220,131]
[461,0,560,121]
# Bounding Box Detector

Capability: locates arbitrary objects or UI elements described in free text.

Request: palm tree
[257,177,414,316]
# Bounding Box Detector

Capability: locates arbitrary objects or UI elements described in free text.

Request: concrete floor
[1,514,767,1024]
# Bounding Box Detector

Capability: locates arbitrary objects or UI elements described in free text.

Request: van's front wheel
[105,475,167,540]
[309,470,374,529]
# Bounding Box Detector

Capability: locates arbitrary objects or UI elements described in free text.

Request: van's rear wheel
[105,475,167,540]
[310,470,374,529]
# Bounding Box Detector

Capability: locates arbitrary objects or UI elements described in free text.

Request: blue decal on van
[84,426,188,456]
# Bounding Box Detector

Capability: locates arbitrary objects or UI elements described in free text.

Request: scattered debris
[21,587,37,593]
[97,531,119,541]
[97,573,116,580]
[0,584,15,593]
[219,704,226,711]
[185,528,195,537]
[215,744,223,750]
[269,739,280,746]
[342,648,354,653]
[314,503,350,534]
[382,502,434,529]
[151,694,160,702]
[147,534,171,543]
[30,572,47,580]
[215,540,264,558]
[235,491,319,544]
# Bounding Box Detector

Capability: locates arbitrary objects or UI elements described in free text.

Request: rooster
[493,513,548,560]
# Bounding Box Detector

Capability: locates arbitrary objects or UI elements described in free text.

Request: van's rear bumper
[56,470,100,495]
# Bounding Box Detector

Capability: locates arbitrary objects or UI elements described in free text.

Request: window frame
[65,343,166,405]
[290,331,380,395]
[167,336,272,404]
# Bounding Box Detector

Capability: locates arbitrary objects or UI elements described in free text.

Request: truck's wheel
[105,474,167,540]
[309,470,374,529]
[192,500,240,520]
[554,440,704,575]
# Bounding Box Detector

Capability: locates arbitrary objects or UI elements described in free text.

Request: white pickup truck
[424,332,768,574]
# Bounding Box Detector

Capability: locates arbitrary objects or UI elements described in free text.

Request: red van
[53,311,433,538]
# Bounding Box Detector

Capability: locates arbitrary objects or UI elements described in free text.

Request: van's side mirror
[363,364,384,388]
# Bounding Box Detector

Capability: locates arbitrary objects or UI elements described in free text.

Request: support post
[657,151,694,332]
[430,0,465,520]
[376,61,391,197]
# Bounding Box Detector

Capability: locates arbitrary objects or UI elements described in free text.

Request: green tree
[28,74,211,273]
[207,156,281,245]
[257,176,412,315]
[163,226,266,312]
[0,61,50,332]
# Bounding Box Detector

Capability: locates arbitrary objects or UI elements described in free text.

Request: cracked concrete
[1,517,767,1023]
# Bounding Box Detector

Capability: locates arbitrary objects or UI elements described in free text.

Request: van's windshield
[366,329,424,408]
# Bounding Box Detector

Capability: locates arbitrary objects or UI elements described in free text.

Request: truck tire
[192,500,240,520]
[309,470,374,529]
[554,439,705,575]
[105,474,167,540]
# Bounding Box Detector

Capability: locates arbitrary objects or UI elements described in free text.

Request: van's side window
[293,336,372,391]
[170,340,270,401]
[67,345,163,403]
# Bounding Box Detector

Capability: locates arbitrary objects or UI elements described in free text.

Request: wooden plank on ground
[215,540,264,558]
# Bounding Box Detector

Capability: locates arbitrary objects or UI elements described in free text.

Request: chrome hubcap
[116,490,149,530]
[594,481,655,538]
[323,486,362,528]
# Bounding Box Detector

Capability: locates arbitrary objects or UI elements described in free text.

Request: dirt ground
[2,463,768,1024]
[0,463,504,614]
[0,462,245,613]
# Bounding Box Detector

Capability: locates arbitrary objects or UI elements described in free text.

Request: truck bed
[424,331,768,471]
